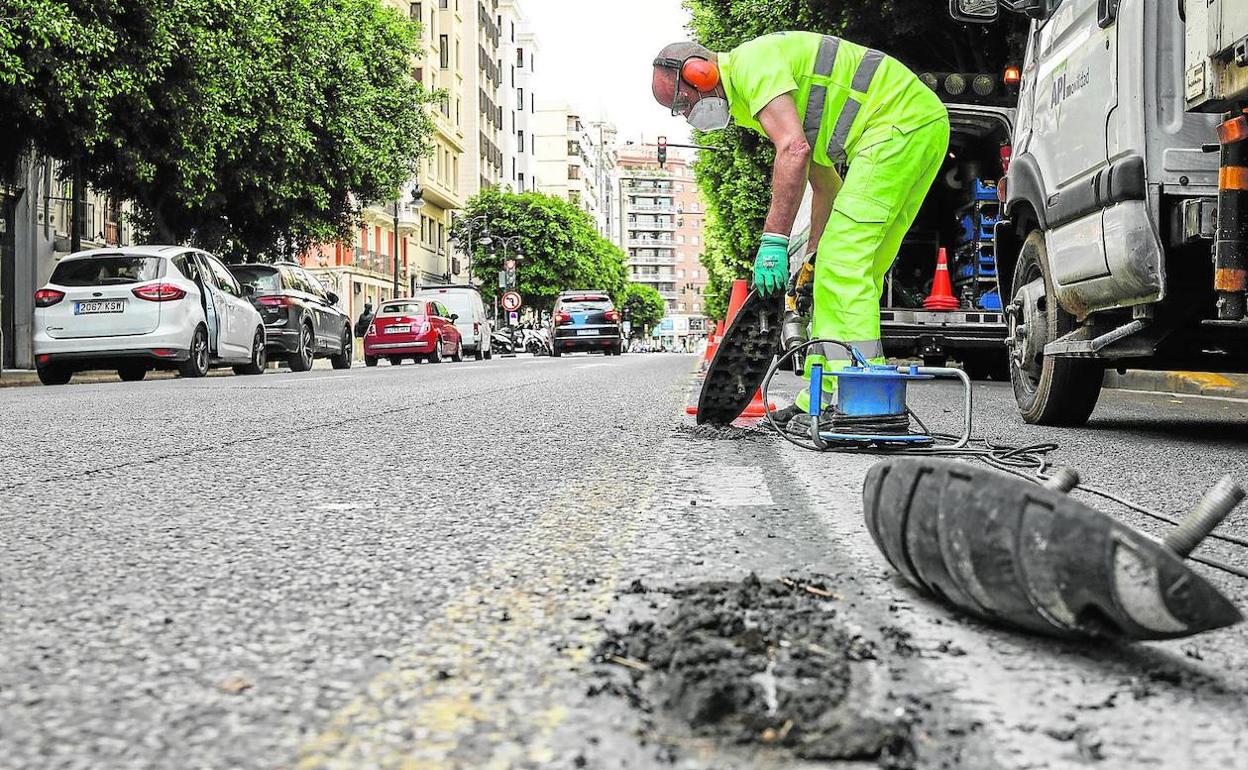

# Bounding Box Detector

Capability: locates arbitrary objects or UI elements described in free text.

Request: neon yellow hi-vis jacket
[718,31,946,167]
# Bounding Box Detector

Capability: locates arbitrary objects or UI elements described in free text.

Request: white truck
[945,0,1248,425]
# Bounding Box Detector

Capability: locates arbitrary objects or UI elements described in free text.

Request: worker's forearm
[806,165,841,253]
[762,143,811,236]
[807,186,833,254]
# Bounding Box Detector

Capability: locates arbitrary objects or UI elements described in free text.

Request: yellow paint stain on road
[293,472,653,769]
[1174,372,1237,389]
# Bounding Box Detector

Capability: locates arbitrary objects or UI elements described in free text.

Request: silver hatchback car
[33,246,267,385]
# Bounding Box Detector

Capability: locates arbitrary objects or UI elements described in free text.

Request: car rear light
[418,321,431,334]
[366,324,376,337]
[34,288,65,307]
[37,354,51,365]
[152,348,178,358]
[555,311,572,325]
[132,283,187,302]
[1000,144,1012,176]
[603,310,621,323]
[473,321,480,334]
[998,175,1009,204]
[1004,66,1021,86]
[257,295,292,307]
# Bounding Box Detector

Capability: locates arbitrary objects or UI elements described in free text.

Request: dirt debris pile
[594,573,914,767]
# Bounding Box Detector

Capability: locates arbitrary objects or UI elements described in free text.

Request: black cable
[760,338,1248,581]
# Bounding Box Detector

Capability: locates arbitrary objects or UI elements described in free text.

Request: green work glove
[753,233,790,296]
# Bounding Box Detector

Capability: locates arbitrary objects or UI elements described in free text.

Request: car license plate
[387,324,411,334]
[577,329,597,336]
[74,300,125,315]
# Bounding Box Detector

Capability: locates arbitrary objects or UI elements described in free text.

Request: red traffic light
[657,136,667,147]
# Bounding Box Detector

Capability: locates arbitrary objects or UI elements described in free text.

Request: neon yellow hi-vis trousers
[796,117,951,412]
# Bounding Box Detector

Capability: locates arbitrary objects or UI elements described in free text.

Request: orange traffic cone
[687,279,775,418]
[923,248,960,311]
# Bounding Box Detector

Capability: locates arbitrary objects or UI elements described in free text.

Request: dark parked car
[550,291,622,356]
[229,262,353,371]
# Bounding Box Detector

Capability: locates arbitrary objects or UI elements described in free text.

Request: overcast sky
[522,0,694,144]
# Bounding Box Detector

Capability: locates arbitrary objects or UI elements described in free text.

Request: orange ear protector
[654,55,720,92]
[681,58,720,92]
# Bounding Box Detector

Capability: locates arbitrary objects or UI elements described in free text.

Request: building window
[439,0,448,7]
[517,129,524,151]
[410,2,421,21]
[516,47,524,67]
[693,303,701,313]
[692,236,700,245]
[517,87,523,106]
[677,235,685,244]
[568,165,580,180]
[677,268,685,277]
[439,35,449,68]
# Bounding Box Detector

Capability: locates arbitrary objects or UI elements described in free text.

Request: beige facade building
[534,105,616,238]
[615,143,710,335]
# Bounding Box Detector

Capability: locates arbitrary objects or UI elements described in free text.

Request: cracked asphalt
[2,353,1247,769]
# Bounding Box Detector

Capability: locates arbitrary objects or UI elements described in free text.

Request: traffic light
[657,136,667,168]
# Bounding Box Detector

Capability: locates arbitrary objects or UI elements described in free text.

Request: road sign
[509,311,519,325]
[501,291,523,312]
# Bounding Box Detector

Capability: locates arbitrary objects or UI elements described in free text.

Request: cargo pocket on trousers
[833,191,892,225]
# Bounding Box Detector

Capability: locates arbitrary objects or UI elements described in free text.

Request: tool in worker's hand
[864,458,1244,641]
[697,289,784,424]
[781,253,816,367]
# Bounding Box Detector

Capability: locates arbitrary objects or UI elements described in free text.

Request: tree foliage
[450,188,627,313]
[618,282,665,335]
[0,0,436,259]
[683,0,1027,317]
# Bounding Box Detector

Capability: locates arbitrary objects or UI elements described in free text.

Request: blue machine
[792,344,973,450]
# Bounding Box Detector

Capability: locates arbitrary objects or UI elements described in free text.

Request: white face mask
[687,96,729,131]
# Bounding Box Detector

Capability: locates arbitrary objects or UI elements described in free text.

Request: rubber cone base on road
[924,247,959,311]
[687,279,775,419]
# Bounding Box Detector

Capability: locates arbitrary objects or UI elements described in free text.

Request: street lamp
[393,184,425,296]
[449,214,491,286]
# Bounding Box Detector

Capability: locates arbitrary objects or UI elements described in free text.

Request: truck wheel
[1008,231,1103,425]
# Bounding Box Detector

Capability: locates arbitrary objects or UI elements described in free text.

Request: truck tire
[1008,231,1103,426]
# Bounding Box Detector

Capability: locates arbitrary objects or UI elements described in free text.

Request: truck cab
[948,0,1247,425]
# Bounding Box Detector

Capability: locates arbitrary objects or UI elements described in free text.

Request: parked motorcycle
[491,329,518,356]
[522,327,552,356]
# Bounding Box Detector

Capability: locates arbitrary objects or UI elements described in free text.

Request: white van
[411,286,492,360]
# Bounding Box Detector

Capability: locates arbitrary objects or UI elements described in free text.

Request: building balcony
[627,238,676,248]
[627,219,676,231]
[622,182,673,194]
[628,203,677,214]
[628,255,674,266]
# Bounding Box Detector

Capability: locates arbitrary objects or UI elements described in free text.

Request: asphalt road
[1,353,1246,769]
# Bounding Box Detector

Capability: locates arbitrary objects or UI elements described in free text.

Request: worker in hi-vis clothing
[652,31,950,429]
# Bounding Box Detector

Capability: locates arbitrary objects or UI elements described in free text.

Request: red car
[363,298,464,366]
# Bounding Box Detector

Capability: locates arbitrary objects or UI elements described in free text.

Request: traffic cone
[923,248,960,311]
[687,279,775,418]
[698,319,724,375]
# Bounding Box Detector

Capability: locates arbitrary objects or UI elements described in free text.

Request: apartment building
[304,0,474,323]
[499,2,538,193]
[458,0,504,195]
[534,105,616,238]
[615,143,710,333]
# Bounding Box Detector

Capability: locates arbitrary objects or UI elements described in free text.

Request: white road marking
[1116,388,1248,405]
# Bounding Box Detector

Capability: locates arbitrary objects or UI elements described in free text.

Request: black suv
[229,262,352,371]
[550,291,623,356]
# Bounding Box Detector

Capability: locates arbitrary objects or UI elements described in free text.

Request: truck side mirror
[950,0,999,23]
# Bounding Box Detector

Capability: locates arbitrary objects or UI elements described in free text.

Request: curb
[1102,370,1248,399]
[0,368,236,388]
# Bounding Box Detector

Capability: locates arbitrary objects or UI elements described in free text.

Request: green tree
[618,283,665,336]
[450,188,627,314]
[0,0,436,259]
[683,0,1026,317]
